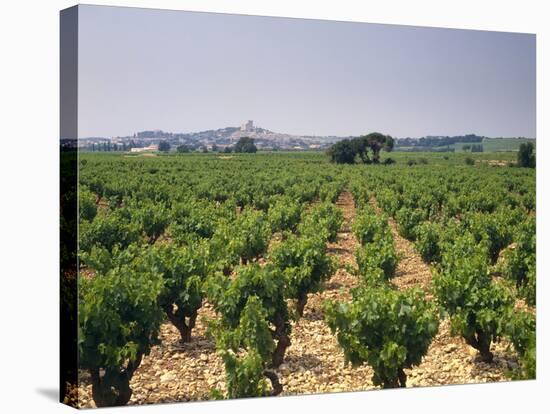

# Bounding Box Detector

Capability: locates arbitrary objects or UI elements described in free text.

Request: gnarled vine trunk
[398,368,407,388]
[381,368,407,389]
[465,330,494,363]
[263,370,283,396]
[271,315,291,367]
[296,294,308,318]
[90,353,142,407]
[164,304,198,343]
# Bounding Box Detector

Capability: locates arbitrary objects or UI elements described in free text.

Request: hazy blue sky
[78,5,536,138]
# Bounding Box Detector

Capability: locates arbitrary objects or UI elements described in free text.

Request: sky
[77,5,536,138]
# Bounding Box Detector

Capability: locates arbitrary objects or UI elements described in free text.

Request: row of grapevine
[205,202,343,399]
[367,167,535,306]
[325,199,438,388]
[73,152,536,406]
[353,168,536,378]
[77,155,345,406]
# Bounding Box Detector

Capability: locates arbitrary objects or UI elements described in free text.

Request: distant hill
[117,123,346,150]
[78,125,535,152]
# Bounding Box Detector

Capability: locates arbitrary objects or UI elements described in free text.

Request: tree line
[327,132,394,164]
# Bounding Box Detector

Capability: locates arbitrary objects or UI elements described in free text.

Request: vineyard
[65,151,536,407]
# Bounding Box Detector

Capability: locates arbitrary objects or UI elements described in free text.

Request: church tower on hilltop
[241,120,254,132]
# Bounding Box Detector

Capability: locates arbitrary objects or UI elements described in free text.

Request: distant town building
[241,120,254,132]
[130,144,159,153]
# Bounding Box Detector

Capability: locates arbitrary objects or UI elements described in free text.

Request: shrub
[206,264,291,367]
[395,207,424,240]
[356,235,398,280]
[376,189,402,216]
[270,234,335,316]
[79,211,142,253]
[349,183,369,208]
[147,242,209,343]
[465,157,475,166]
[504,310,536,379]
[209,296,281,398]
[170,198,227,242]
[352,207,390,245]
[267,196,303,233]
[131,200,170,243]
[319,181,345,203]
[211,208,271,266]
[415,222,441,263]
[433,252,513,362]
[438,231,487,269]
[79,258,164,406]
[522,261,536,306]
[325,286,438,388]
[522,193,535,213]
[463,212,513,264]
[299,203,343,243]
[79,187,97,222]
[501,217,536,305]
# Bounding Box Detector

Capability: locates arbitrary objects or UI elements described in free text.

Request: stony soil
[73,191,520,408]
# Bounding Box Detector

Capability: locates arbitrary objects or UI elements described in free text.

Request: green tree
[234,137,257,153]
[517,142,535,168]
[176,144,190,153]
[327,139,356,164]
[350,136,370,163]
[328,133,394,164]
[158,141,171,152]
[356,132,394,164]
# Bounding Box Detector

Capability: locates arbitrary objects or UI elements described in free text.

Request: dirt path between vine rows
[275,190,377,395]
[369,197,520,388]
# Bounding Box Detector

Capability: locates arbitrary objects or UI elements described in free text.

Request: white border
[0,1,547,413]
